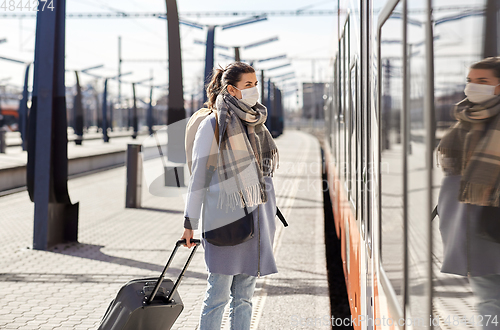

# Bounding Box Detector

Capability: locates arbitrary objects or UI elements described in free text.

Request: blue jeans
[469,274,500,329]
[199,272,257,330]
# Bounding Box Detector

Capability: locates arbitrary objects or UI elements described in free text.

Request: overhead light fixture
[221,15,267,30]
[243,36,278,49]
[267,63,292,71]
[257,54,287,63]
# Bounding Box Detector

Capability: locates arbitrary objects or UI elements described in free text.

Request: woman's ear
[227,85,237,97]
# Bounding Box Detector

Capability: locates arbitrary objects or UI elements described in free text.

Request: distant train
[323,0,497,329]
[0,106,18,131]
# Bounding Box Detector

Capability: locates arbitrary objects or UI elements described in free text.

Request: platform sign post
[28,0,79,250]
[126,144,142,208]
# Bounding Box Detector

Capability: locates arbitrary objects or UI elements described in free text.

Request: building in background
[302,82,325,119]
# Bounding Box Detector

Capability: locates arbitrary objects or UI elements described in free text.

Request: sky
[0,0,338,111]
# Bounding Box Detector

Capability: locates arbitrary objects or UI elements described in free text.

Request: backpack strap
[276,206,288,227]
[206,111,219,171]
[431,205,438,221]
[214,111,219,146]
[204,111,219,187]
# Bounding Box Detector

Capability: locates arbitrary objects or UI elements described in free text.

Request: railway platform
[0,127,157,193]
[0,128,330,330]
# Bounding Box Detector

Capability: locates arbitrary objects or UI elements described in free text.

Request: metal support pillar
[125,144,142,208]
[102,78,109,142]
[148,86,154,136]
[128,103,132,129]
[0,129,5,153]
[109,101,114,132]
[261,70,265,106]
[266,79,272,130]
[165,0,186,164]
[19,63,30,151]
[118,36,122,104]
[276,88,283,136]
[148,69,154,135]
[191,93,195,116]
[203,25,215,103]
[234,46,241,62]
[28,0,79,250]
[147,87,154,135]
[73,71,84,145]
[0,94,3,130]
[132,83,138,139]
[272,85,278,137]
[484,0,499,58]
[94,90,101,131]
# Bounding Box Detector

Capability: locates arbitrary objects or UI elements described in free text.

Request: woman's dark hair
[205,61,255,109]
[470,57,500,80]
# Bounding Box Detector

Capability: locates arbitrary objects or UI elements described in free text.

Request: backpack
[185,108,219,176]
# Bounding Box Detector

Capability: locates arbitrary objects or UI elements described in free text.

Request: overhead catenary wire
[0,10,337,19]
[0,6,482,19]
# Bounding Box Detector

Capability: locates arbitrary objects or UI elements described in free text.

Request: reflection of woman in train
[181,62,279,330]
[437,57,500,329]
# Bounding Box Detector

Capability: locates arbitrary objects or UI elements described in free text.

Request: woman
[181,62,279,330]
[437,57,500,330]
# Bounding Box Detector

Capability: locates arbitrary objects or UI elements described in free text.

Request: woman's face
[467,68,500,95]
[227,72,258,99]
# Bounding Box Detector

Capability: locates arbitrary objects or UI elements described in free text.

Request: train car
[0,106,19,131]
[323,0,499,329]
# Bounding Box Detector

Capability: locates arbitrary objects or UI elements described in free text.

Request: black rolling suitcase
[97,239,201,330]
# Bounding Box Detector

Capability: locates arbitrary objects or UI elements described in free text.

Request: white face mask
[464,82,500,104]
[234,85,259,107]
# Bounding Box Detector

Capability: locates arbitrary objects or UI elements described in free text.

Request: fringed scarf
[437,95,500,206]
[215,92,279,212]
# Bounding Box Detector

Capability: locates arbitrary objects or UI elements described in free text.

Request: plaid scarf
[215,92,279,212]
[438,95,500,206]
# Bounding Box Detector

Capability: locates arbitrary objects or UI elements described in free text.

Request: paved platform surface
[0,129,330,330]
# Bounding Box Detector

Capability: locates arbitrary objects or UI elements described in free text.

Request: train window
[339,38,345,182]
[431,0,492,326]
[379,3,404,309]
[326,81,333,150]
[349,61,358,213]
[331,58,338,163]
[406,1,431,326]
[344,19,351,196]
[336,55,342,173]
[352,60,362,224]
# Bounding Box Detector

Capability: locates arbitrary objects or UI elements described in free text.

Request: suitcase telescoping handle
[146,239,201,305]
